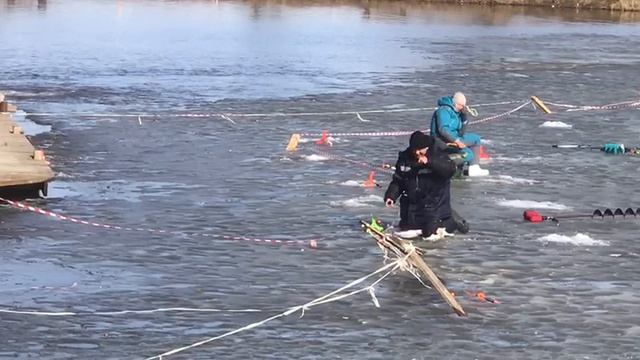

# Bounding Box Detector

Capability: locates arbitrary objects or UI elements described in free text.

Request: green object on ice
[602,143,625,154]
[369,217,385,233]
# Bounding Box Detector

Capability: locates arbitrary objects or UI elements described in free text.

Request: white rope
[299,262,400,309]
[356,112,370,122]
[0,307,262,317]
[544,101,578,108]
[468,100,532,126]
[220,114,236,124]
[301,100,533,138]
[368,287,380,308]
[146,252,412,360]
[0,282,79,293]
[406,267,434,290]
[24,100,521,119]
[22,98,640,120]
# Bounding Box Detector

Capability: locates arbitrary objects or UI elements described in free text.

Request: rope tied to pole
[146,252,412,359]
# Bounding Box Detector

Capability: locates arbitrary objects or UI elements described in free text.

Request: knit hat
[409,131,433,150]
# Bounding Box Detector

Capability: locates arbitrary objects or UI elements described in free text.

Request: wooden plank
[0,111,54,189]
[406,251,466,317]
[361,220,467,317]
[531,96,552,114]
[285,133,300,152]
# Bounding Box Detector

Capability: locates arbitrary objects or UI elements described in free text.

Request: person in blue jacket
[602,143,640,155]
[430,92,489,176]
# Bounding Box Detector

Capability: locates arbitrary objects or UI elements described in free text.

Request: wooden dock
[0,101,54,199]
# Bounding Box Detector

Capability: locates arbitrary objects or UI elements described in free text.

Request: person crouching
[384,131,469,237]
[430,92,489,177]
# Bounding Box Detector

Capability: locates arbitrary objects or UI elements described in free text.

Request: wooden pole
[286,133,300,152]
[406,251,466,316]
[361,221,467,317]
[531,96,552,114]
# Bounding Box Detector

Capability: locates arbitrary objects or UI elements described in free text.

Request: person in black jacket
[384,131,469,237]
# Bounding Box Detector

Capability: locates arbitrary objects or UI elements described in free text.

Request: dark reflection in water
[3,0,640,23]
[245,0,640,23]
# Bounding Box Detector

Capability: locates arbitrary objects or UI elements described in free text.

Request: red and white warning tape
[299,97,640,140]
[313,150,394,174]
[302,130,416,138]
[545,99,640,112]
[0,197,319,248]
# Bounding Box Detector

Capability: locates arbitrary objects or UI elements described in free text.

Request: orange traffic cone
[479,145,490,160]
[316,130,330,145]
[363,171,376,188]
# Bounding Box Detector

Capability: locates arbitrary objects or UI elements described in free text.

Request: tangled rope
[146,252,412,359]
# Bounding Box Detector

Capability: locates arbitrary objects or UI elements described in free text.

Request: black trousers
[399,204,468,236]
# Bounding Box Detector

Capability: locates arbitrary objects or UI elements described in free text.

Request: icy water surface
[1,0,639,359]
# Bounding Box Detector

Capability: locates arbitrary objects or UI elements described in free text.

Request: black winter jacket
[384,142,456,230]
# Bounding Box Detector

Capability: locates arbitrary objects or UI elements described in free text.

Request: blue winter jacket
[430,96,465,143]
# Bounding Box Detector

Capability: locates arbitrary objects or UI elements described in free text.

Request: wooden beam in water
[361,221,467,317]
[405,250,466,317]
[531,96,552,114]
[286,133,300,152]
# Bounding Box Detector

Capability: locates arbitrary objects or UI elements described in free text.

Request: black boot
[451,209,469,234]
